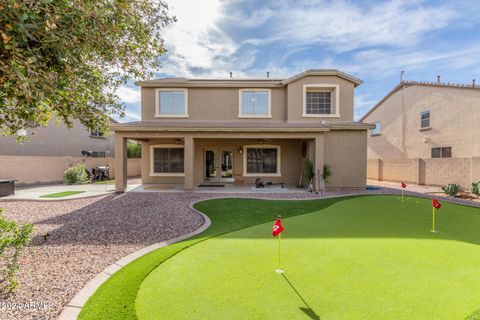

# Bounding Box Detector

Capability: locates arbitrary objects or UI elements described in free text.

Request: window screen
[241,91,269,115]
[246,148,278,174]
[153,148,184,173]
[158,91,186,115]
[421,111,430,128]
[306,91,331,114]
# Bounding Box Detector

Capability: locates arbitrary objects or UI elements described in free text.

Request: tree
[127,140,141,158]
[0,0,173,140]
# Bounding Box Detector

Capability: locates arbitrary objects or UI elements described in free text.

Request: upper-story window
[238,89,271,118]
[90,128,105,138]
[155,88,188,117]
[302,84,340,117]
[420,110,430,129]
[371,121,381,136]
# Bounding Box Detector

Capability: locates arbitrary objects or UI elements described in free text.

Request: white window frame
[243,144,281,177]
[302,84,340,118]
[371,121,381,136]
[238,89,272,118]
[420,110,431,129]
[150,144,185,177]
[155,88,189,118]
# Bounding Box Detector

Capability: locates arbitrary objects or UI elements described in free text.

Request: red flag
[432,198,442,209]
[272,217,284,237]
[401,181,406,188]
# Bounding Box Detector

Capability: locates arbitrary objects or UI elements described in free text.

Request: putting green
[136,197,480,320]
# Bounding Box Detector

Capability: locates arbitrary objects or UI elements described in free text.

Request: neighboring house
[0,117,116,157]
[0,117,120,185]
[361,80,480,187]
[112,69,374,192]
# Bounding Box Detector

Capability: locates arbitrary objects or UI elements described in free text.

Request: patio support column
[314,134,325,192]
[184,136,195,191]
[114,133,127,192]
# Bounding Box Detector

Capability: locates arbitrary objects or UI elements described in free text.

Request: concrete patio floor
[1,180,140,201]
[131,183,310,193]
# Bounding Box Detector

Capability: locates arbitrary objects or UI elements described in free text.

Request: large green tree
[0,0,173,139]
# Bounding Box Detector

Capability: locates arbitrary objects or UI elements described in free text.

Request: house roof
[135,69,362,88]
[112,120,374,132]
[359,80,480,122]
[108,116,119,124]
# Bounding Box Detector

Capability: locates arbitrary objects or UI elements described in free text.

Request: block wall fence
[0,156,141,185]
[367,157,480,189]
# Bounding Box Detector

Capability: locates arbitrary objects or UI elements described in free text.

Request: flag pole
[275,215,284,274]
[278,232,281,269]
[401,189,404,202]
[431,207,436,233]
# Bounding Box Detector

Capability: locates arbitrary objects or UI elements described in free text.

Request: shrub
[0,208,33,294]
[303,161,332,183]
[323,164,332,182]
[472,181,480,196]
[303,159,314,182]
[442,183,460,196]
[64,164,89,185]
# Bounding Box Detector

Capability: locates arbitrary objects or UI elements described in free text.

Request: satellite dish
[81,150,93,157]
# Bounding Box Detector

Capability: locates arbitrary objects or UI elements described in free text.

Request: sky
[115,0,480,122]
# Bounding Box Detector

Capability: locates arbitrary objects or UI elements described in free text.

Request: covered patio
[113,125,327,193]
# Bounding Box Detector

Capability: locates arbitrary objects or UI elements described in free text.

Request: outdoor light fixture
[238,146,243,154]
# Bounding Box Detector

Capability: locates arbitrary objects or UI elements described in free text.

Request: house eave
[282,69,363,87]
[135,79,283,88]
[111,124,374,133]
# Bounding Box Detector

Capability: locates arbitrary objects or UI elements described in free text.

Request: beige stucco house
[0,117,116,157]
[112,69,374,192]
[361,80,480,187]
[0,117,120,185]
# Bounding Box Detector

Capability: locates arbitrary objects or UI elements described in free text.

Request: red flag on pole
[432,198,442,209]
[401,181,406,188]
[272,217,284,237]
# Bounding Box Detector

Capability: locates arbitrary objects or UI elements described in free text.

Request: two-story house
[361,80,480,187]
[112,69,373,192]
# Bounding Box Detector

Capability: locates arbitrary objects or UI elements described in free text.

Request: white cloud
[116,86,141,104]
[159,0,248,77]
[243,0,458,53]
[157,0,465,79]
[345,46,480,77]
[124,110,141,121]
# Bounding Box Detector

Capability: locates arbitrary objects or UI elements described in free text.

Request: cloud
[131,0,480,122]
[241,0,458,52]
[159,0,248,77]
[124,109,141,121]
[116,85,141,104]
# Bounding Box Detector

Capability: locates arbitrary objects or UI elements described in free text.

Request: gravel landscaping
[0,192,319,320]
[0,188,478,320]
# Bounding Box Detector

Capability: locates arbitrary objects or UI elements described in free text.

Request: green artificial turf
[93,179,115,185]
[78,196,480,320]
[39,190,85,198]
